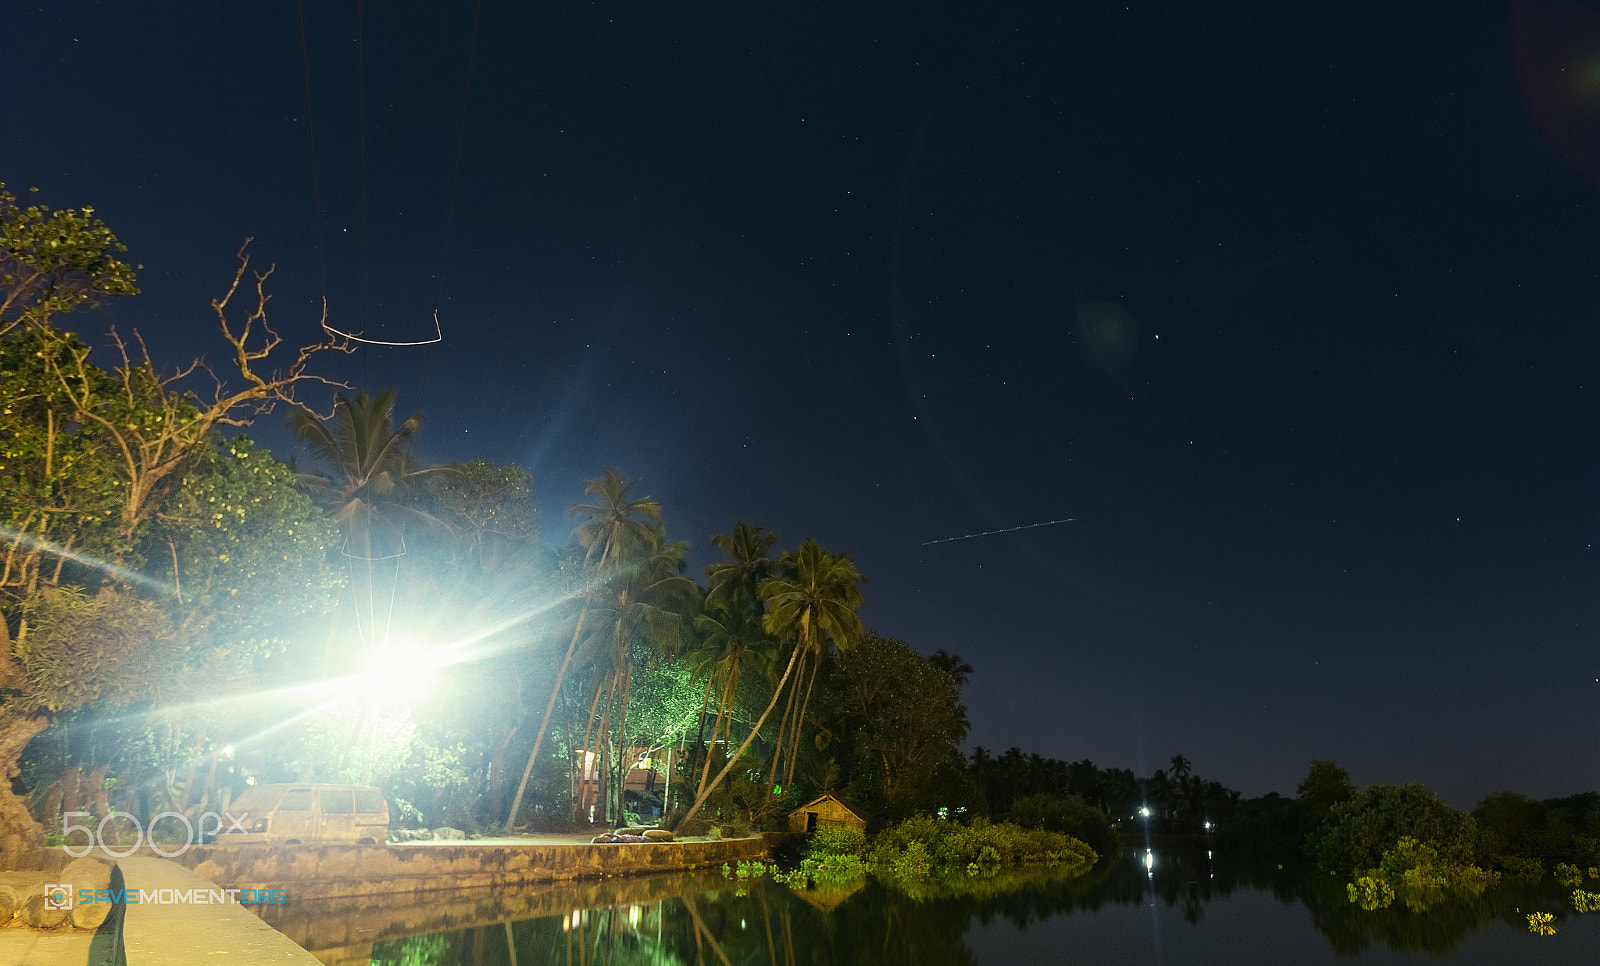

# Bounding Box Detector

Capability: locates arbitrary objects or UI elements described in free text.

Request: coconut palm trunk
[572,675,605,820]
[695,662,738,798]
[784,651,825,790]
[503,585,596,833]
[761,649,806,807]
[678,640,802,831]
[595,674,616,824]
[613,660,634,825]
[688,675,713,780]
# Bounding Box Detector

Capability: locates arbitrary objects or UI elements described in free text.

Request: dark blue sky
[9,0,1597,806]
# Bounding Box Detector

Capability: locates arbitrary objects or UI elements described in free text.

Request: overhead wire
[294,0,330,300]
[298,0,483,354]
[434,0,486,315]
[294,0,486,644]
[354,0,372,349]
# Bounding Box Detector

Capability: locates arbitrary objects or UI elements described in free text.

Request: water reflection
[267,844,1597,965]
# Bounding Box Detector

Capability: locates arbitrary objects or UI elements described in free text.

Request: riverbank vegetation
[0,183,1594,949]
[729,814,1100,903]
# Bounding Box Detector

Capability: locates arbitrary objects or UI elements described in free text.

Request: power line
[294,0,329,299]
[295,0,484,359]
[434,0,486,315]
[354,0,371,337]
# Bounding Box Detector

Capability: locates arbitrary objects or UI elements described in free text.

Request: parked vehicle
[211,784,389,846]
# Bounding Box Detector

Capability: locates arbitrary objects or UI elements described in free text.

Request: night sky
[9,1,1597,807]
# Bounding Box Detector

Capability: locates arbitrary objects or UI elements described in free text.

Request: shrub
[1344,835,1500,914]
[1348,875,1395,911]
[892,840,932,878]
[1007,793,1119,860]
[1313,782,1479,875]
[868,816,1098,881]
[808,824,867,858]
[1495,855,1544,879]
[1554,862,1584,889]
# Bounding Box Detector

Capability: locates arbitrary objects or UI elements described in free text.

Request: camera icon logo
[43,884,72,910]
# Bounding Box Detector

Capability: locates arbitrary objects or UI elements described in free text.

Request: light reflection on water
[262,847,1600,966]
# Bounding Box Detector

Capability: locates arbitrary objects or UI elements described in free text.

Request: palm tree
[929,649,974,742]
[704,521,777,611]
[760,539,866,801]
[290,389,459,778]
[688,599,769,801]
[675,539,864,831]
[290,389,451,563]
[502,469,661,832]
[580,532,697,824]
[688,522,777,798]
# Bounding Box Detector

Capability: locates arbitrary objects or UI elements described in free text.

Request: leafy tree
[823,632,964,816]
[0,184,137,338]
[1313,782,1481,876]
[161,435,342,657]
[0,330,128,594]
[1007,792,1119,859]
[418,458,537,575]
[1296,759,1355,822]
[1473,791,1600,870]
[928,649,973,741]
[1,186,352,864]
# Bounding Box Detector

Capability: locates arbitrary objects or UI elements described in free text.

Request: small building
[788,794,868,834]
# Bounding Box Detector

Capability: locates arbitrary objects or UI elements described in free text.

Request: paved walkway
[0,857,319,966]
[0,833,739,964]
[0,928,91,966]
[117,856,318,965]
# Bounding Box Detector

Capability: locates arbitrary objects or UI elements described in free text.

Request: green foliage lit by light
[368,933,450,966]
[1342,835,1499,913]
[13,585,179,712]
[0,183,139,337]
[163,434,342,664]
[1313,782,1481,877]
[1553,861,1585,888]
[821,632,965,816]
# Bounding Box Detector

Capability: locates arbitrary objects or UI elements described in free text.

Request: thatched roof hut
[787,793,867,834]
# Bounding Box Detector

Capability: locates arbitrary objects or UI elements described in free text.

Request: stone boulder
[387,828,430,843]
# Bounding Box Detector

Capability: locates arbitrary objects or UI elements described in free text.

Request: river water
[262,846,1598,965]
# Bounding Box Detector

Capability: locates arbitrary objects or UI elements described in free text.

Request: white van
[212,784,390,846]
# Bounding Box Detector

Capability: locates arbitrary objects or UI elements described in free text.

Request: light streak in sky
[921,517,1075,546]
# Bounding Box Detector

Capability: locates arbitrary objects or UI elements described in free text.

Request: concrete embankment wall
[179,835,773,901]
[265,867,735,955]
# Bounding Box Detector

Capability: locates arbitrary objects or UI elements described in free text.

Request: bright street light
[348,638,449,704]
